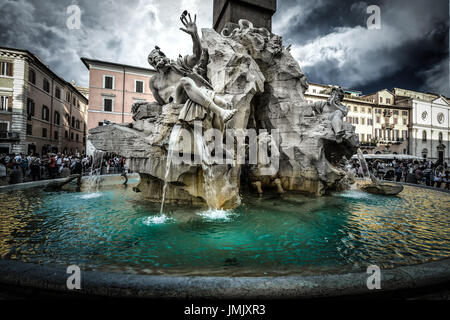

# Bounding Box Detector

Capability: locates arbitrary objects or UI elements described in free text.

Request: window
[42,105,49,121]
[368,118,373,126]
[347,117,352,124]
[55,87,61,99]
[376,116,380,124]
[393,118,398,125]
[65,113,70,125]
[43,79,50,93]
[439,132,443,143]
[403,118,407,125]
[379,97,383,103]
[66,91,71,102]
[353,106,358,112]
[393,110,399,115]
[65,130,68,138]
[29,69,36,84]
[76,134,79,142]
[103,98,113,112]
[361,134,365,142]
[394,130,399,141]
[368,108,372,113]
[367,134,372,141]
[361,107,365,113]
[422,130,427,142]
[361,118,365,125]
[76,120,80,129]
[54,131,59,140]
[54,111,60,125]
[98,122,104,127]
[386,98,391,104]
[0,122,8,132]
[27,99,35,117]
[0,96,11,111]
[354,117,359,124]
[135,80,144,93]
[402,130,408,140]
[71,116,75,127]
[71,132,74,140]
[42,127,47,138]
[0,61,13,76]
[27,124,32,135]
[104,76,114,89]
[73,97,76,106]
[402,111,408,116]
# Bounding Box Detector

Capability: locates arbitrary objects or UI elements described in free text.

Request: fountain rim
[0,174,449,298]
[0,258,449,299]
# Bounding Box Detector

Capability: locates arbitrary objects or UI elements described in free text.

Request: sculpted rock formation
[88,15,359,209]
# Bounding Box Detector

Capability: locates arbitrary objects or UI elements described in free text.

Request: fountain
[0,11,448,299]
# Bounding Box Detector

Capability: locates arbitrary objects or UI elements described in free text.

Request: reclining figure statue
[132,11,237,132]
[307,87,349,143]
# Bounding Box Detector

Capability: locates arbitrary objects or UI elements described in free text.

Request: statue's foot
[222,109,237,123]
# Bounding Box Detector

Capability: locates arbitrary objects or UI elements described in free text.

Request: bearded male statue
[132,11,237,131]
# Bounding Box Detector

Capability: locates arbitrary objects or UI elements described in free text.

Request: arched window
[438,132,443,143]
[65,113,70,125]
[71,116,75,127]
[54,111,60,125]
[422,130,427,142]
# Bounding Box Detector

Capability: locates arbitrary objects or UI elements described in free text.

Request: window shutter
[8,95,13,112]
[8,62,13,77]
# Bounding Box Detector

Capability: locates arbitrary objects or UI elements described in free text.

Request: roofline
[80,57,156,73]
[0,46,88,104]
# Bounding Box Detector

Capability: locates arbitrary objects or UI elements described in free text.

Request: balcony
[0,131,20,141]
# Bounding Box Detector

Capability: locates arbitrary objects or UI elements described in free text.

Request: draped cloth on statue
[169,55,215,124]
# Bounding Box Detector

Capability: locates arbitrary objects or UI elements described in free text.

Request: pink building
[81,58,156,131]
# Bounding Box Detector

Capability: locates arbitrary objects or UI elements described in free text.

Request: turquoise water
[0,184,449,276]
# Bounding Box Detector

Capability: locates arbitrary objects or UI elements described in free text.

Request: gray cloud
[0,0,448,96]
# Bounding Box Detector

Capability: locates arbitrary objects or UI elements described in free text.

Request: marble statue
[89,13,359,209]
[132,11,236,132]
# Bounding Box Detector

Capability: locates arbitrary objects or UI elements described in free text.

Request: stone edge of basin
[0,258,449,299]
[0,173,140,192]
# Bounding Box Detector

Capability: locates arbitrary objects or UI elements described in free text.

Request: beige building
[305,83,411,155]
[0,47,88,156]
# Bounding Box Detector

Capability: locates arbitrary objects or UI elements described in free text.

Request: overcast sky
[0,0,448,96]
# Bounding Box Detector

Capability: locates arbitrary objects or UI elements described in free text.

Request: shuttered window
[0,61,13,76]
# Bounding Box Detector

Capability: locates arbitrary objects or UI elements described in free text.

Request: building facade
[0,47,88,156]
[394,88,450,163]
[81,58,156,132]
[305,84,411,155]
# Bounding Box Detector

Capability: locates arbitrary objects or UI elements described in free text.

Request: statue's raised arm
[179,11,202,69]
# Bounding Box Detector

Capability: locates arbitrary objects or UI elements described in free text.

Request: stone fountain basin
[0,175,448,299]
[0,258,449,299]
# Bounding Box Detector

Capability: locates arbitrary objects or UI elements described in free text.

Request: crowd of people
[348,158,450,190]
[0,152,127,185]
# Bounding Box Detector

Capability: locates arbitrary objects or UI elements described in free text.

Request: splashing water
[142,214,173,225]
[160,124,182,215]
[356,148,370,180]
[197,209,237,221]
[86,151,104,192]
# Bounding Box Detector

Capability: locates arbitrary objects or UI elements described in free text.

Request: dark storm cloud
[0,0,447,95]
[273,0,449,96]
